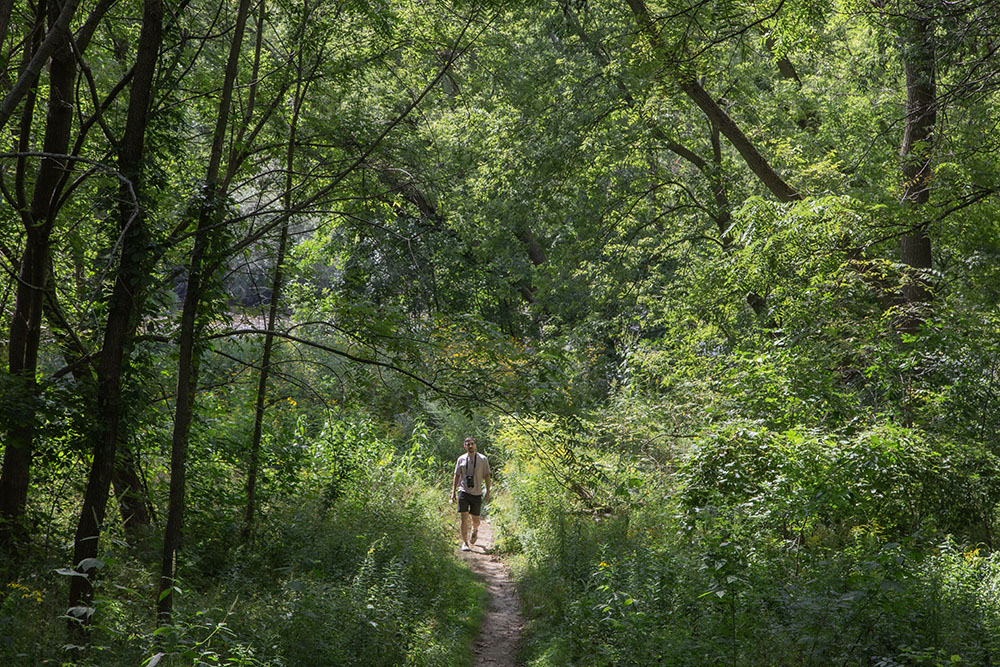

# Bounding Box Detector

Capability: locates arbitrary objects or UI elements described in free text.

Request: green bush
[499,417,1000,666]
[678,422,1000,543]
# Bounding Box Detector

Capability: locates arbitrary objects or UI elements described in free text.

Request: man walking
[451,436,491,551]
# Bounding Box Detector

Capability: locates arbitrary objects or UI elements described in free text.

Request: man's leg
[469,493,483,545]
[459,511,471,547]
[470,513,481,544]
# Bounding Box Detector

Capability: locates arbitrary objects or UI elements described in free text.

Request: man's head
[463,437,477,454]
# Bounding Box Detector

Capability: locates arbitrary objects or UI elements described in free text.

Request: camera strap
[465,453,477,480]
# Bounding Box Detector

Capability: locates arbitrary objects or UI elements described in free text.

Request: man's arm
[451,468,460,501]
[483,459,491,501]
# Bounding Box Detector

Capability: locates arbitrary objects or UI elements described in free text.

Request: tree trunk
[12,3,46,210]
[0,0,76,553]
[43,279,153,543]
[562,1,735,243]
[241,238,286,541]
[112,445,152,538]
[765,36,801,86]
[898,12,936,309]
[68,0,162,627]
[159,0,253,624]
[678,80,801,203]
[0,240,48,551]
[0,0,15,76]
[515,227,548,267]
[708,121,733,246]
[159,229,204,622]
[242,0,286,544]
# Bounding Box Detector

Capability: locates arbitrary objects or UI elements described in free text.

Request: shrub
[678,421,1000,543]
[500,417,1000,666]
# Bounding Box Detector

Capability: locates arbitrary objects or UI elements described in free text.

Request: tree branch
[210,327,481,401]
[0,0,81,132]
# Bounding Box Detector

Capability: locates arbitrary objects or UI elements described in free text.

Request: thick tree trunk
[0,0,76,553]
[68,0,162,626]
[0,240,48,550]
[159,0,252,624]
[0,0,14,69]
[898,13,936,308]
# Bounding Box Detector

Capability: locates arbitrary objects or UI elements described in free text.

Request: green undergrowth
[493,418,1000,666]
[1,475,484,666]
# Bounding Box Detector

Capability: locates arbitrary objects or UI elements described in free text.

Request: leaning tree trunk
[159,0,253,624]
[679,78,802,203]
[562,2,735,247]
[623,0,801,203]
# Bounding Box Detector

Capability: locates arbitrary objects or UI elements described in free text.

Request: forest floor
[457,518,524,667]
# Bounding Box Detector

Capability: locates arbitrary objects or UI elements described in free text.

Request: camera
[465,474,475,487]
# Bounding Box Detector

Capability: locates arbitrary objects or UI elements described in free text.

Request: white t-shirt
[454,452,490,496]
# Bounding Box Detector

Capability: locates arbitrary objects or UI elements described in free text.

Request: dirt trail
[457,519,524,667]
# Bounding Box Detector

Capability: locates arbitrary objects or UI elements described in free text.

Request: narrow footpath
[457,519,524,667]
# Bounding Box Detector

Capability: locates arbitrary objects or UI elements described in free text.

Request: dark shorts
[457,491,483,516]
